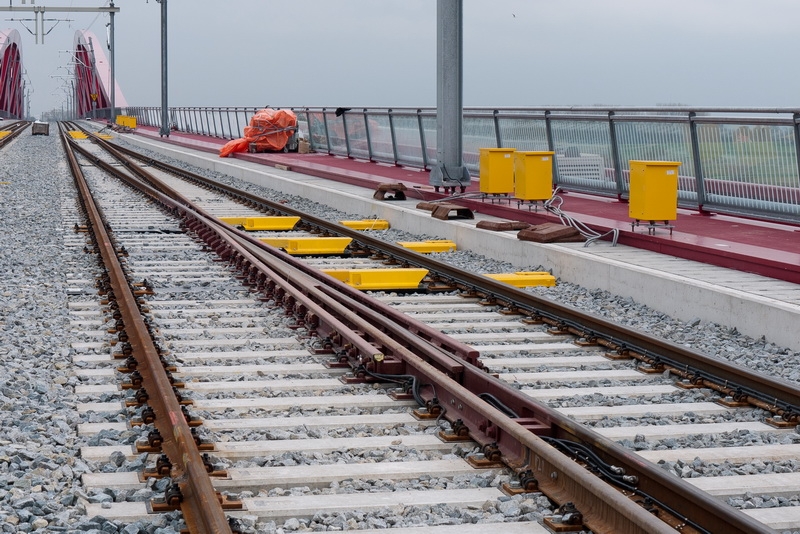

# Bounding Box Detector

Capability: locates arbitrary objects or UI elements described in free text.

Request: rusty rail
[61,125,233,533]
[0,120,30,149]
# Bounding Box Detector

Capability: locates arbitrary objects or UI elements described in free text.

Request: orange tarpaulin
[219,108,297,157]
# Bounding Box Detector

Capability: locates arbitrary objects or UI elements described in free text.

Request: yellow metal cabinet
[514,151,554,201]
[628,160,680,222]
[479,148,516,195]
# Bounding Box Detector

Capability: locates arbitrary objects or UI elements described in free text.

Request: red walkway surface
[132,126,800,284]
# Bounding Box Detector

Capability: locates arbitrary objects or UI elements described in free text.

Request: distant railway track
[58,120,796,533]
[0,120,30,149]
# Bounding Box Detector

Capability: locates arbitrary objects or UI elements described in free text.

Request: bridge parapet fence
[121,105,800,224]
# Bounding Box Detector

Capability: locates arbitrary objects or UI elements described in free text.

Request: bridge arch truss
[0,29,23,119]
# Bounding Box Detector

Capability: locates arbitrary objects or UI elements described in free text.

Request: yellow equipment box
[219,216,300,231]
[479,148,516,195]
[628,160,680,222]
[397,240,457,253]
[218,216,248,226]
[115,115,137,129]
[340,219,390,230]
[514,151,554,201]
[484,271,556,288]
[322,268,429,291]
[259,237,352,255]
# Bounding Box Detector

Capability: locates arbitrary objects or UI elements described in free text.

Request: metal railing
[121,105,800,223]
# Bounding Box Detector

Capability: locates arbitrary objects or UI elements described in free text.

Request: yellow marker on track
[340,219,390,230]
[220,216,300,231]
[322,268,428,290]
[397,240,457,253]
[484,271,556,288]
[259,237,352,255]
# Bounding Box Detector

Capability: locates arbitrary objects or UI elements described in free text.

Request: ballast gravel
[0,124,796,532]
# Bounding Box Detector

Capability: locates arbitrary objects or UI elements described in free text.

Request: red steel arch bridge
[0,28,23,119]
[0,28,126,120]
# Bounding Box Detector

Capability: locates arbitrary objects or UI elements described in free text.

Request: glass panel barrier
[550,117,616,194]
[391,112,424,167]
[118,106,800,223]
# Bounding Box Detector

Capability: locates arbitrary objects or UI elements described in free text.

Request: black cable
[478,392,519,419]
[542,436,711,534]
[356,365,425,406]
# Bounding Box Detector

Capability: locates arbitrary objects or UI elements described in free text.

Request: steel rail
[60,125,233,534]
[0,120,30,149]
[87,132,780,533]
[66,136,390,367]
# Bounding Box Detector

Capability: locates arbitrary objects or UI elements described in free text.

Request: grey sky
[8,0,798,118]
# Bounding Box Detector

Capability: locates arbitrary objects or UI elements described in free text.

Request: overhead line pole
[429,0,470,193]
[157,0,169,137]
[109,0,115,124]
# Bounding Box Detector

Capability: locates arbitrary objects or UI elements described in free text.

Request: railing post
[417,109,429,169]
[608,111,625,200]
[342,110,351,157]
[235,108,242,138]
[689,112,708,212]
[363,109,374,161]
[388,108,399,166]
[226,108,234,139]
[211,109,219,138]
[493,109,502,148]
[304,109,316,152]
[322,108,332,154]
[545,110,557,184]
[793,113,800,192]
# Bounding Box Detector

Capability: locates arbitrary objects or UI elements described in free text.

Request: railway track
[54,121,800,533]
[0,119,30,149]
